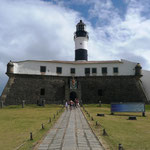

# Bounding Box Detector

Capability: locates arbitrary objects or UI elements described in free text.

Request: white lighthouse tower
[74,20,89,61]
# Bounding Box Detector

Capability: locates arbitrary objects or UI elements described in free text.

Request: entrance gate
[70,91,77,101]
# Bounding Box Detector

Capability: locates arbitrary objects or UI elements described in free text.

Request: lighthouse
[74,20,89,61]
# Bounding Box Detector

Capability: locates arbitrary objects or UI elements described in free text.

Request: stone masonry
[1,73,147,105]
[37,107,104,150]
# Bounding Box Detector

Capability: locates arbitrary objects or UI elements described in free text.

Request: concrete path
[37,107,104,150]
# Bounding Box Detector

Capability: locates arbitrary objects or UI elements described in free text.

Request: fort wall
[2,74,147,105]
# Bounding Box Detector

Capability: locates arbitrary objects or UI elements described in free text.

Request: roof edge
[12,60,123,64]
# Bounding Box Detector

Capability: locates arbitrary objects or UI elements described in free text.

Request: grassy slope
[0,105,63,150]
[83,104,150,150]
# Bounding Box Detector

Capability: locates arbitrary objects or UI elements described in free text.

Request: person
[75,98,79,107]
[75,98,78,108]
[65,101,68,111]
[70,100,74,110]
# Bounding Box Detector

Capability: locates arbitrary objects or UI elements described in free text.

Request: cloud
[0,0,79,94]
[0,0,79,60]
[86,0,150,68]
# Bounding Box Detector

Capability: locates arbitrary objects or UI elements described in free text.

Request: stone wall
[1,74,147,105]
[79,76,147,104]
[4,74,66,105]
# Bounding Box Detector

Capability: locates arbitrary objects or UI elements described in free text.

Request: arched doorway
[70,91,77,101]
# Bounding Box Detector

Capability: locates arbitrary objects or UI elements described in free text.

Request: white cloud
[0,0,80,61]
[86,0,150,68]
[0,0,79,93]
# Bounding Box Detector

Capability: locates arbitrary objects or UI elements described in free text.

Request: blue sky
[0,0,150,94]
[43,0,128,26]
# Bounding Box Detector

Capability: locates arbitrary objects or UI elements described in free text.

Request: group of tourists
[65,98,79,111]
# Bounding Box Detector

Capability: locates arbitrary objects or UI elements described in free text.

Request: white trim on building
[11,59,137,77]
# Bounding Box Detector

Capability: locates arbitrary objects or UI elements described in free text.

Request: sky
[0,0,150,94]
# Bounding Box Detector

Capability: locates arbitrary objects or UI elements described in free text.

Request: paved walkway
[37,107,104,150]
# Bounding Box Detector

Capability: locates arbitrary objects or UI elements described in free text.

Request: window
[40,66,46,72]
[113,67,118,73]
[56,67,62,74]
[70,68,75,74]
[79,25,84,30]
[92,68,97,74]
[40,88,45,95]
[102,67,107,74]
[85,68,90,74]
[98,89,103,96]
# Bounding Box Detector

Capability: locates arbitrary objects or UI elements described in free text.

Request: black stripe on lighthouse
[75,49,88,61]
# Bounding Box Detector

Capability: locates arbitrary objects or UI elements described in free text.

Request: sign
[111,103,145,113]
[70,78,77,89]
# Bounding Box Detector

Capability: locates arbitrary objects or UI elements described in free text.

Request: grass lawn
[0,104,64,150]
[83,104,150,150]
